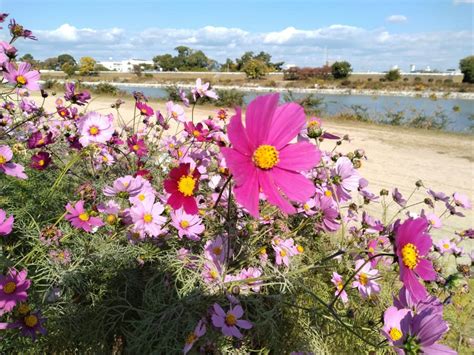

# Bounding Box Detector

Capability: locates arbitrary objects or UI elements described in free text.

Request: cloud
[386,15,408,23]
[5,23,471,71]
[453,0,473,4]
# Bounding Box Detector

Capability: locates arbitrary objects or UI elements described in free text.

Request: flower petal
[258,170,296,214]
[226,108,253,155]
[277,141,321,172]
[234,168,259,217]
[271,167,315,202]
[414,259,436,281]
[245,94,279,146]
[267,102,306,149]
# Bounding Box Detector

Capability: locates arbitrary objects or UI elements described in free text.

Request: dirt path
[33,93,474,238]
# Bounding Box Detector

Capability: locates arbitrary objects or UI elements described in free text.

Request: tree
[79,56,96,76]
[20,53,34,64]
[41,57,59,70]
[62,62,76,77]
[385,69,401,82]
[222,58,238,72]
[242,59,268,79]
[133,64,142,77]
[57,53,76,67]
[331,61,352,79]
[153,54,175,71]
[459,56,474,83]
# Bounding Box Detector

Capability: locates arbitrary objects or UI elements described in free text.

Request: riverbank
[41,79,474,100]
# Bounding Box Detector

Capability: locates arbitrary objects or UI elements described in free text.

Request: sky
[1,0,473,71]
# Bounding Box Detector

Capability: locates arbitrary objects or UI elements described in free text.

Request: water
[115,85,473,133]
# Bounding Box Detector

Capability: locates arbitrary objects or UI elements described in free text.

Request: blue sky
[2,0,473,71]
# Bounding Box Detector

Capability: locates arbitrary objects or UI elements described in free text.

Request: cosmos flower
[0,268,30,315]
[3,61,40,90]
[8,19,36,40]
[351,259,381,299]
[77,112,114,147]
[0,208,14,236]
[395,218,436,302]
[136,101,154,116]
[192,78,218,101]
[331,272,348,304]
[30,151,51,170]
[127,134,148,157]
[313,193,340,232]
[433,239,460,255]
[271,237,300,267]
[129,199,167,237]
[166,101,186,122]
[5,310,47,341]
[453,192,472,209]
[171,208,205,241]
[183,319,206,354]
[103,175,145,198]
[27,131,54,149]
[204,236,230,265]
[220,94,321,217]
[64,82,90,105]
[393,287,443,316]
[184,121,209,142]
[211,303,252,339]
[0,145,27,179]
[65,200,104,232]
[330,157,360,202]
[164,163,201,215]
[392,188,407,207]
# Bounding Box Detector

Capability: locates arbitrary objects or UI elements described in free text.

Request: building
[97,59,155,73]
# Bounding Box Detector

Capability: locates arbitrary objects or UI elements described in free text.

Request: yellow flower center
[443,243,450,249]
[210,270,219,279]
[141,108,148,115]
[252,145,279,169]
[89,126,100,136]
[324,190,333,197]
[132,144,140,151]
[16,75,27,86]
[143,213,153,223]
[225,313,237,326]
[178,175,196,197]
[3,281,16,294]
[38,159,45,166]
[178,151,183,157]
[259,247,267,255]
[359,273,369,286]
[193,130,200,137]
[180,220,190,228]
[172,111,178,118]
[138,194,145,201]
[337,281,343,291]
[78,212,90,221]
[280,250,287,257]
[38,138,45,145]
[389,327,403,341]
[106,214,117,225]
[308,120,320,127]
[0,155,6,164]
[102,155,109,162]
[368,247,375,253]
[186,333,198,344]
[213,246,222,255]
[18,303,30,315]
[297,245,304,253]
[303,203,310,211]
[24,315,38,328]
[401,243,419,270]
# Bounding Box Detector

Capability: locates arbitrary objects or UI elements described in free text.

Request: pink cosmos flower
[129,199,167,237]
[104,175,145,198]
[49,249,72,265]
[0,268,30,315]
[220,94,321,217]
[184,121,209,142]
[422,211,442,229]
[434,239,458,255]
[351,259,381,299]
[204,236,229,265]
[192,78,218,101]
[381,306,411,348]
[331,157,360,202]
[225,267,263,293]
[171,208,205,241]
[392,188,407,207]
[271,237,299,267]
[314,193,340,232]
[127,134,148,157]
[64,82,90,105]
[393,286,443,315]
[30,152,51,170]
[0,145,27,179]
[395,218,437,302]
[0,209,14,235]
[65,200,104,232]
[27,131,54,149]
[211,303,252,339]
[3,61,40,91]
[331,272,348,304]
[453,192,472,209]
[201,259,223,285]
[166,101,186,122]
[136,102,154,116]
[183,319,206,354]
[77,112,114,147]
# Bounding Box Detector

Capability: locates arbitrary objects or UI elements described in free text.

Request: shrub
[242,59,268,79]
[414,77,422,82]
[92,82,119,95]
[459,55,474,83]
[385,69,401,82]
[215,88,245,107]
[331,61,352,79]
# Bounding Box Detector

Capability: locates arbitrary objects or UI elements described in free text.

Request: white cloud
[386,15,408,23]
[6,23,471,71]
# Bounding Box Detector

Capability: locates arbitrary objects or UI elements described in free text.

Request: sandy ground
[34,93,474,242]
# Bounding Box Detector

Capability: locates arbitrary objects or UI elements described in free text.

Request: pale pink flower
[0,209,14,236]
[166,101,186,122]
[129,199,167,237]
[331,272,348,304]
[0,145,27,179]
[3,61,40,91]
[171,208,205,241]
[77,112,114,147]
[211,303,252,339]
[192,78,218,101]
[65,200,104,232]
[351,259,381,299]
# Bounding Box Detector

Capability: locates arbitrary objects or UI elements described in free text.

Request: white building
[98,59,155,73]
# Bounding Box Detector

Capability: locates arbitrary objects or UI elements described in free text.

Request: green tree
[385,69,401,81]
[459,56,474,83]
[331,61,352,79]
[20,53,35,64]
[79,56,96,76]
[243,59,268,79]
[41,57,59,70]
[62,62,76,77]
[153,54,175,71]
[222,58,238,72]
[57,53,76,67]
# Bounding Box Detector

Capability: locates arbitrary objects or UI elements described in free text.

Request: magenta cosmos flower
[3,61,40,91]
[220,94,321,217]
[211,303,252,339]
[0,268,31,315]
[0,145,27,179]
[77,112,114,147]
[395,218,436,302]
[65,200,104,232]
[30,151,52,170]
[0,208,14,235]
[136,102,154,116]
[164,163,201,215]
